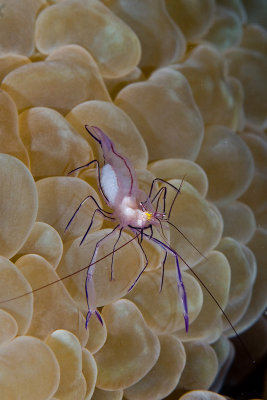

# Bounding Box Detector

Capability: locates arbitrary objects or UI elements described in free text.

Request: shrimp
[0,125,254,362]
[66,125,191,330]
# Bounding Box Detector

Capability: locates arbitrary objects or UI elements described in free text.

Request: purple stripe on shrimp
[146,235,189,332]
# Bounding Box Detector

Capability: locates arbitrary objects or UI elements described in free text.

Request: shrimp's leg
[160,252,168,292]
[128,233,149,292]
[65,194,113,233]
[68,159,99,175]
[150,186,167,214]
[85,224,120,328]
[110,227,123,281]
[79,208,114,246]
[143,233,189,332]
[148,177,185,218]
[68,159,109,205]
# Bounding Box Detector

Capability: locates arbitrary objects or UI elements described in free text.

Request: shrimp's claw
[184,311,189,333]
[178,281,189,333]
[85,309,103,329]
[85,310,92,329]
[95,310,104,326]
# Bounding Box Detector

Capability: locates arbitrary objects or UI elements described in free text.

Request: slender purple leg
[79,208,114,246]
[151,186,167,214]
[65,194,113,233]
[110,227,123,280]
[159,251,168,292]
[143,233,189,332]
[148,177,184,219]
[68,158,109,205]
[85,224,120,328]
[128,233,149,292]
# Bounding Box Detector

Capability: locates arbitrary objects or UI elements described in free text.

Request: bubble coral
[0,1,266,399]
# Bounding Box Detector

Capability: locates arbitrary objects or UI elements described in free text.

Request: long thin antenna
[0,233,140,305]
[177,252,255,364]
[165,220,207,260]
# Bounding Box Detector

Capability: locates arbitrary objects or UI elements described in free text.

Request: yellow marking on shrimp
[145,211,152,221]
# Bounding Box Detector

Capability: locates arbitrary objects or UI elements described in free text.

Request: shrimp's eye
[145,211,152,221]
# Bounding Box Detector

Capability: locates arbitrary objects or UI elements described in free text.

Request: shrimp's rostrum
[67,126,189,330]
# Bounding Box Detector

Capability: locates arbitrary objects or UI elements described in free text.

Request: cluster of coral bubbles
[0,1,266,399]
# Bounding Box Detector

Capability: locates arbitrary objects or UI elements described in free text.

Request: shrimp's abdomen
[100,164,119,206]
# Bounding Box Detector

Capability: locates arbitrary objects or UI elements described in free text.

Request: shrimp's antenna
[175,248,255,363]
[165,220,207,260]
[85,125,101,144]
[0,233,141,305]
[168,176,185,219]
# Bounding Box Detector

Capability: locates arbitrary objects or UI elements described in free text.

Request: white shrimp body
[69,126,188,331]
[115,196,153,228]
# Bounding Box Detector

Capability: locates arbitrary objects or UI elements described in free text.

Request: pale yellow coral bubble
[19,107,93,178]
[219,201,256,244]
[82,348,98,399]
[0,0,45,57]
[217,0,247,23]
[0,309,18,345]
[46,329,86,400]
[211,337,235,392]
[57,229,143,311]
[17,221,63,268]
[178,342,218,391]
[0,54,30,82]
[86,312,107,354]
[15,254,88,345]
[203,6,243,51]
[217,237,254,303]
[233,229,267,333]
[165,179,223,267]
[0,90,29,165]
[196,125,254,206]
[216,239,257,335]
[35,0,141,78]
[240,132,267,222]
[240,23,267,55]
[126,263,203,334]
[225,33,267,128]
[211,334,232,370]
[134,235,165,272]
[135,168,157,196]
[0,336,60,400]
[124,334,186,400]
[176,251,230,342]
[0,257,33,335]
[115,67,204,161]
[66,100,148,169]
[95,299,160,390]
[173,44,244,130]
[102,0,185,72]
[148,159,208,197]
[178,390,227,400]
[165,0,216,41]
[1,44,110,113]
[0,154,37,258]
[104,67,145,99]
[36,176,102,241]
[92,388,123,400]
